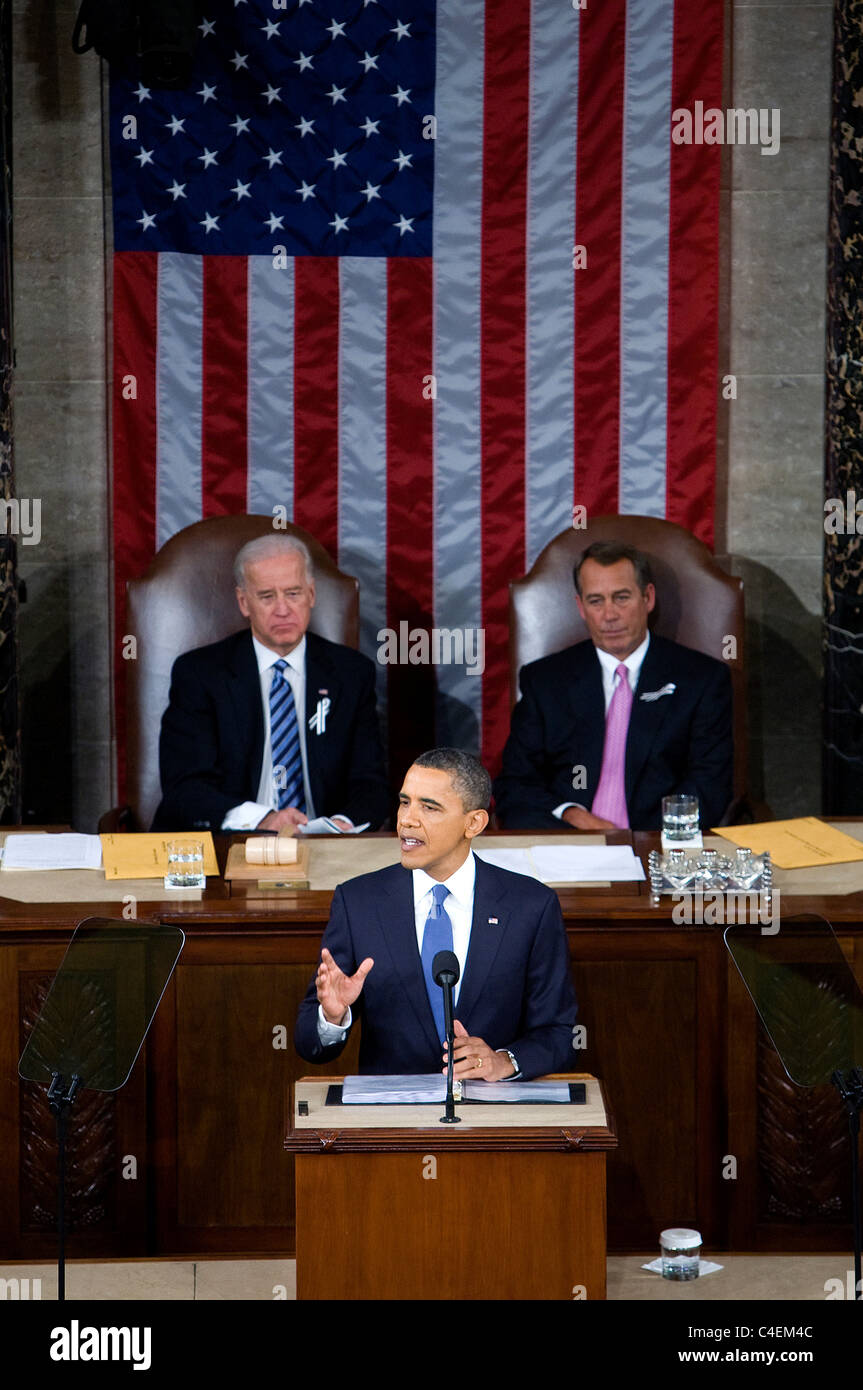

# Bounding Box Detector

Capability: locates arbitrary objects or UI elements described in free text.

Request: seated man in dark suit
[294,748,578,1080]
[493,541,733,832]
[152,534,389,832]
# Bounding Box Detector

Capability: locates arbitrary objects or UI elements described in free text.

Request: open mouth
[400,837,424,850]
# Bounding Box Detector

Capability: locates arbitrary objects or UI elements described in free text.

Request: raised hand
[316,946,374,1024]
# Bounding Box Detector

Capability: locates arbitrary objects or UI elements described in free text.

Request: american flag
[110,0,723,782]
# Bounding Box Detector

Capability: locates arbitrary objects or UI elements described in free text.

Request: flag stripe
[480,0,530,771]
[202,256,248,517]
[431,0,486,751]
[525,0,579,568]
[573,2,626,516]
[293,258,340,554]
[666,0,723,545]
[338,256,388,685]
[247,255,294,517]
[156,253,204,547]
[619,0,675,516]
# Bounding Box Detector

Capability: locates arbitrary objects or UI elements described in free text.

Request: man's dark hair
[573,541,654,595]
[412,748,491,812]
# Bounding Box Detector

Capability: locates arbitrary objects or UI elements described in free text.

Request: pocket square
[639,682,676,702]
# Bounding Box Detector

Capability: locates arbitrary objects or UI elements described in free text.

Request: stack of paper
[1,833,103,871]
[474,844,645,883]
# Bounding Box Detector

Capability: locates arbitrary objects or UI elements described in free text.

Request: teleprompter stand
[726,914,863,1299]
[18,917,184,1301]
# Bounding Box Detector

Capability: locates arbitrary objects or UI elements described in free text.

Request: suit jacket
[294,856,578,1079]
[152,628,390,831]
[493,633,733,832]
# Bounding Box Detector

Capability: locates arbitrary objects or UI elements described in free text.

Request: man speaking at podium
[294,748,578,1081]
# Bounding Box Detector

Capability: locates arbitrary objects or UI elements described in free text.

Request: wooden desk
[1,830,862,1260]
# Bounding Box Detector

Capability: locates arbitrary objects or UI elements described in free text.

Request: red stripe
[201,256,248,516]
[293,258,339,554]
[573,1,626,516]
[479,0,530,774]
[666,2,724,546]
[386,258,435,776]
[112,252,159,800]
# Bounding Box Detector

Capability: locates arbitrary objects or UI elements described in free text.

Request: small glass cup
[660,1227,702,1280]
[662,795,700,844]
[164,839,205,891]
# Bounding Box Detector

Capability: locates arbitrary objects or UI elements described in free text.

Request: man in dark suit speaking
[294,748,578,1080]
[152,534,389,832]
[493,541,733,832]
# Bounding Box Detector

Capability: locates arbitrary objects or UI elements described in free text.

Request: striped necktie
[421,883,454,1045]
[269,659,305,812]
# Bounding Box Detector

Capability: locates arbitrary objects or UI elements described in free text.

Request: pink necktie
[591,663,633,827]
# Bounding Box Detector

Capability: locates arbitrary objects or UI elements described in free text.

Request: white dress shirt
[553,632,650,818]
[221,635,315,830]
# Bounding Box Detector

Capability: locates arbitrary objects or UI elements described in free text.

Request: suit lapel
[303,634,339,814]
[569,647,606,796]
[378,867,443,1058]
[456,857,509,1026]
[626,637,675,797]
[226,631,265,792]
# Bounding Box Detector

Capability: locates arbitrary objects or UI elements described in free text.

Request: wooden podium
[285,1074,616,1301]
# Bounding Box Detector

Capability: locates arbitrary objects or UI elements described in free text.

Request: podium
[285,1074,616,1301]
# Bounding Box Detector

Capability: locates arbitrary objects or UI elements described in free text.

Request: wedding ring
[476,1056,482,1070]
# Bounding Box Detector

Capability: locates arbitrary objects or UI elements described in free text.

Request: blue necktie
[421,883,454,1045]
[269,660,305,812]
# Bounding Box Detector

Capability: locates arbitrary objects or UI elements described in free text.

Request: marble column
[824,0,863,812]
[0,0,22,823]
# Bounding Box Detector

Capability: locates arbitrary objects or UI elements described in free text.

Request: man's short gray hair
[233,534,315,589]
[412,747,491,812]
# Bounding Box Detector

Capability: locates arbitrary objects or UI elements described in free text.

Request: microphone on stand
[433,950,461,1124]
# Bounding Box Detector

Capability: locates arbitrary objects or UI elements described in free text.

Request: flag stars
[326,18,347,39]
[200,212,220,233]
[326,84,347,105]
[390,20,411,40]
[231,180,251,200]
[360,117,380,137]
[296,181,316,201]
[394,214,414,236]
[391,86,411,106]
[230,115,251,135]
[393,149,413,170]
[165,115,185,135]
[329,213,349,234]
[230,51,249,71]
[198,147,218,167]
[295,116,314,137]
[263,148,283,167]
[199,17,216,36]
[327,148,348,169]
[166,181,187,200]
[362,181,381,202]
[137,210,157,230]
[135,147,154,166]
[198,82,217,103]
[262,84,282,104]
[133,84,151,102]
[294,53,314,72]
[265,212,285,232]
[261,19,280,39]
[358,51,379,72]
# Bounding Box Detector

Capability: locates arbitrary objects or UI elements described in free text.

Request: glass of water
[662,794,700,844]
[164,839,205,890]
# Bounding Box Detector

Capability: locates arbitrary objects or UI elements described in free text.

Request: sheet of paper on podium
[341,1074,574,1104]
[474,844,645,883]
[713,817,863,869]
[100,833,219,879]
[1,833,103,871]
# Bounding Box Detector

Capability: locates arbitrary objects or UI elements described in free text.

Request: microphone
[433,950,461,1124]
[432,950,460,989]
